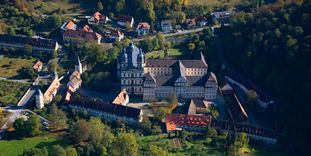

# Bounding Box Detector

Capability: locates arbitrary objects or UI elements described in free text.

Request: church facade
[117,43,218,101]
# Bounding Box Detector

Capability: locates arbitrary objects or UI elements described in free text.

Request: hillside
[220,0,311,154]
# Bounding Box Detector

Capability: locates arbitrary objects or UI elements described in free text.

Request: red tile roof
[166,114,212,131]
[32,60,43,70]
[137,22,150,29]
[66,21,76,30]
[81,25,93,32]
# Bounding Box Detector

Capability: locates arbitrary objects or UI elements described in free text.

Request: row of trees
[98,0,212,27]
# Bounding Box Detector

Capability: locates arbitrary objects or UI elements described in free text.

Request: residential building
[184,18,196,29]
[212,119,277,144]
[104,30,124,41]
[88,12,109,24]
[61,20,77,31]
[117,43,218,101]
[173,99,210,115]
[161,20,173,33]
[43,74,60,104]
[0,35,59,54]
[81,25,93,32]
[67,97,142,123]
[33,60,43,72]
[67,70,82,93]
[136,22,150,36]
[35,89,44,109]
[117,15,134,27]
[112,89,129,106]
[211,11,231,25]
[196,16,208,27]
[166,114,212,132]
[143,55,218,101]
[117,43,145,95]
[63,30,102,44]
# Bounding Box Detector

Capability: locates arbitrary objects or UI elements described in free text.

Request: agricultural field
[0,56,35,78]
[0,80,30,105]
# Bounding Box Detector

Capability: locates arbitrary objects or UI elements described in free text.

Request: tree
[88,117,114,147]
[45,14,61,29]
[24,44,33,56]
[48,103,68,129]
[51,145,66,156]
[13,118,27,137]
[21,147,48,156]
[110,133,139,156]
[154,107,169,121]
[70,120,90,144]
[188,42,196,52]
[19,67,37,79]
[96,1,104,11]
[48,59,58,72]
[14,115,42,137]
[155,32,165,49]
[148,145,170,156]
[206,127,218,138]
[66,147,78,156]
[27,115,42,137]
[6,26,16,35]
[141,37,154,52]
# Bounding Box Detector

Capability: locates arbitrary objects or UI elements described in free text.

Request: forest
[219,0,311,154]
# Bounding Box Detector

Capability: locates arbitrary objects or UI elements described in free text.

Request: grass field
[0,56,35,78]
[0,134,67,156]
[189,0,247,8]
[145,48,184,59]
[0,80,30,105]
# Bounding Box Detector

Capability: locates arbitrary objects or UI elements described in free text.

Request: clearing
[0,56,35,78]
[145,48,184,59]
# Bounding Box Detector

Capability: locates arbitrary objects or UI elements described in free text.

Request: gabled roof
[63,30,101,40]
[66,20,77,30]
[33,60,43,70]
[136,22,150,29]
[44,78,60,101]
[112,89,129,105]
[81,25,93,32]
[166,114,212,131]
[185,18,196,25]
[0,35,58,48]
[68,97,141,120]
[93,12,102,21]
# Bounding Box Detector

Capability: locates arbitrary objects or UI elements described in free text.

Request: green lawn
[0,134,67,156]
[0,80,30,105]
[0,56,35,78]
[146,48,183,59]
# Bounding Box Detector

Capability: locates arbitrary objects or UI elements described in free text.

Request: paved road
[0,107,50,140]
[132,26,210,42]
[0,107,22,139]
